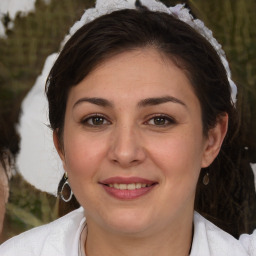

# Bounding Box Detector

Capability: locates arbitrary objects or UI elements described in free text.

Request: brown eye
[91,116,105,125]
[147,115,176,126]
[153,117,167,125]
[82,115,110,126]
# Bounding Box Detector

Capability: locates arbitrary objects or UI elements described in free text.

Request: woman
[0,0,255,255]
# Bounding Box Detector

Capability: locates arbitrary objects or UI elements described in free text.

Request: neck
[84,214,193,256]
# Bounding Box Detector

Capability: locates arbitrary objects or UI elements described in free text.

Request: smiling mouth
[100,178,157,199]
[104,183,153,190]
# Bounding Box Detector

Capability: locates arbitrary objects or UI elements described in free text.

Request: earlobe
[201,113,228,168]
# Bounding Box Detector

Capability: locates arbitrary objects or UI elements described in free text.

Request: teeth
[113,183,119,189]
[127,184,135,190]
[135,183,142,189]
[119,184,127,190]
[107,183,150,190]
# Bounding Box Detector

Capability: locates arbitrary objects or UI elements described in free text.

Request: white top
[0,207,255,256]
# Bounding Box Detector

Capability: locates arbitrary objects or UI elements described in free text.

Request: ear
[201,113,228,168]
[53,130,65,163]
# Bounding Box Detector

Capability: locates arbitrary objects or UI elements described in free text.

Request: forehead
[67,48,199,110]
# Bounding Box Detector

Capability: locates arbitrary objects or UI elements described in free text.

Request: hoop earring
[203,172,210,185]
[59,172,73,202]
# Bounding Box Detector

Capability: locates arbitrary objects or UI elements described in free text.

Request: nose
[108,124,146,168]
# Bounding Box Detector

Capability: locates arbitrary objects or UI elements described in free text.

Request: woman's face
[56,48,221,236]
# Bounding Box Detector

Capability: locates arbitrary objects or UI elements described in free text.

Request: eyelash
[81,114,111,127]
[145,114,176,127]
[81,113,176,128]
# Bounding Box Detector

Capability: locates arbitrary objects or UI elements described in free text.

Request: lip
[99,176,158,200]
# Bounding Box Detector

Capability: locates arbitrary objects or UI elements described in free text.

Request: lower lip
[102,185,156,200]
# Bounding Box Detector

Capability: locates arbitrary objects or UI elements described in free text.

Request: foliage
[3,174,58,240]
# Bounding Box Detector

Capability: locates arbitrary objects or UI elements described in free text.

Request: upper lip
[100,176,157,185]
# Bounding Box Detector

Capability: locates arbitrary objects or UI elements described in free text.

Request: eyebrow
[138,96,187,108]
[73,97,113,109]
[73,96,186,109]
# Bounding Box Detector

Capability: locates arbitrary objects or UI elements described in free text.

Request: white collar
[78,211,248,256]
[79,222,87,256]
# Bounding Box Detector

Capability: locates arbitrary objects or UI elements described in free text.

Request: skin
[54,48,228,256]
[0,163,9,238]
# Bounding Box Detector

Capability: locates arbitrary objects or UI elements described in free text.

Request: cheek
[63,130,108,178]
[62,133,108,206]
[147,131,204,180]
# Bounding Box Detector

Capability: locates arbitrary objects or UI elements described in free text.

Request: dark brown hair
[46,7,248,236]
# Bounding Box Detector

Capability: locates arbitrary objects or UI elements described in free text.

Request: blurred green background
[0,0,255,242]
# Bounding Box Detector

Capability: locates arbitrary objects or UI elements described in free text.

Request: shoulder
[0,207,85,256]
[191,212,250,256]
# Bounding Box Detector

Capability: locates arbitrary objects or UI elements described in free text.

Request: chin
[100,209,155,235]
